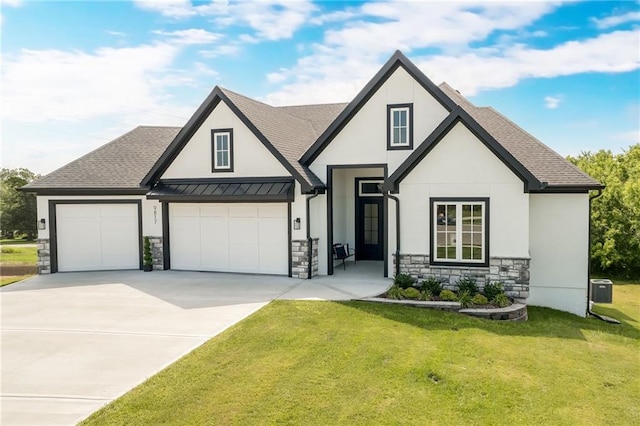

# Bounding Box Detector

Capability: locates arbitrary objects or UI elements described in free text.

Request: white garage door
[170,203,288,275]
[56,204,140,272]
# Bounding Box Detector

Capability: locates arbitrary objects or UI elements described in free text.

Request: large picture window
[431,198,488,266]
[211,129,233,172]
[387,103,413,150]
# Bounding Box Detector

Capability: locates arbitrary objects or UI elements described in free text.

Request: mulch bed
[0,265,37,275]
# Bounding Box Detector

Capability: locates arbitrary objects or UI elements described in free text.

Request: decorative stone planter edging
[359,297,528,322]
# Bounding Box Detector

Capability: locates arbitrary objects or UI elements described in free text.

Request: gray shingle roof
[26,80,598,193]
[24,126,180,191]
[438,82,600,188]
[220,88,345,187]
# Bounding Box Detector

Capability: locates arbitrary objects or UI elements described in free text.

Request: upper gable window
[211,129,233,172]
[387,103,413,150]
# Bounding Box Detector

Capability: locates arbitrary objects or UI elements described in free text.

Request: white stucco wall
[398,122,529,259]
[529,193,590,316]
[36,195,163,239]
[309,66,449,180]
[162,101,289,179]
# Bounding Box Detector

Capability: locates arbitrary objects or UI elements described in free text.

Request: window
[211,129,233,172]
[387,103,413,150]
[359,180,383,196]
[431,198,488,265]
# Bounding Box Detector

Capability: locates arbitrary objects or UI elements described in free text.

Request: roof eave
[19,187,150,196]
[529,184,606,194]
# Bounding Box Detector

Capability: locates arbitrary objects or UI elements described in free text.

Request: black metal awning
[147,177,295,202]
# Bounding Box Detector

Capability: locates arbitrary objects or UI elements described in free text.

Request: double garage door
[169,203,288,275]
[55,203,140,272]
[54,202,288,275]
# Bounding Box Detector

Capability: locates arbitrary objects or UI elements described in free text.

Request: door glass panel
[363,203,378,245]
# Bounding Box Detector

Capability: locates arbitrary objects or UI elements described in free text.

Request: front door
[356,197,384,260]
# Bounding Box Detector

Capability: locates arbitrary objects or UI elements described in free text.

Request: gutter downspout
[586,189,619,323]
[386,192,401,277]
[306,190,320,279]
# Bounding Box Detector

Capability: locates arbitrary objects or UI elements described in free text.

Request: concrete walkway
[1,266,390,425]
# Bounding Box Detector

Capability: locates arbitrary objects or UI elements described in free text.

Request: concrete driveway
[1,268,389,425]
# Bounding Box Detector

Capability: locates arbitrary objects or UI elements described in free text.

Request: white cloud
[136,0,316,41]
[263,1,564,104]
[198,44,241,58]
[615,130,640,144]
[1,0,22,6]
[415,30,640,96]
[153,28,222,44]
[592,11,640,29]
[266,69,288,84]
[106,30,126,37]
[133,0,196,18]
[544,95,562,109]
[1,43,185,123]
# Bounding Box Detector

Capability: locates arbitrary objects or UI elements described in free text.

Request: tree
[567,145,640,278]
[0,168,39,239]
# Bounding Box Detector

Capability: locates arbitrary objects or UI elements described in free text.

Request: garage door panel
[200,218,229,270]
[228,205,258,218]
[170,203,287,275]
[170,218,201,270]
[56,204,139,272]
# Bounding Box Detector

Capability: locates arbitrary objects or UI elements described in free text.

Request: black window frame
[387,103,413,150]
[429,197,490,267]
[211,128,234,173]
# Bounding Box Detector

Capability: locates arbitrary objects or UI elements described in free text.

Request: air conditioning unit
[590,279,613,304]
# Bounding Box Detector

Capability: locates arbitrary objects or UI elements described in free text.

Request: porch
[283,261,391,300]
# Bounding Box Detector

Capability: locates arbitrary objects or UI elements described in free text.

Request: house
[23,51,603,316]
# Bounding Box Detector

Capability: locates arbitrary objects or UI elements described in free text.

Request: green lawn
[0,275,31,287]
[0,245,37,264]
[82,282,640,425]
[0,238,36,245]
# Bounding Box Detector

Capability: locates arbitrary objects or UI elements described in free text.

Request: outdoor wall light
[293,218,301,230]
[37,218,46,230]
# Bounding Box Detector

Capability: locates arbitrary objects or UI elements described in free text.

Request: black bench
[333,243,356,270]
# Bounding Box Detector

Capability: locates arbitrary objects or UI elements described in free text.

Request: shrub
[418,291,431,301]
[439,289,457,301]
[483,282,504,301]
[471,294,488,306]
[457,277,479,296]
[402,287,421,300]
[386,285,403,300]
[458,291,474,308]
[143,236,153,267]
[394,273,415,289]
[493,293,511,308]
[420,277,443,297]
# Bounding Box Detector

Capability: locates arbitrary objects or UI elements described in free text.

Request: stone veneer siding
[147,236,164,270]
[395,254,530,300]
[37,238,51,274]
[291,238,319,279]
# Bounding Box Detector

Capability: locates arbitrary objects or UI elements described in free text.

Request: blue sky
[1,0,638,175]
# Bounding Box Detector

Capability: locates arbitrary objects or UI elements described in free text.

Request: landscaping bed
[370,274,526,321]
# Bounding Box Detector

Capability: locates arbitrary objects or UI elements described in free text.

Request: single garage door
[170,203,288,275]
[55,203,140,272]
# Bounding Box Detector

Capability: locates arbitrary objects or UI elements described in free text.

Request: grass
[0,275,31,287]
[82,282,640,426]
[0,245,37,287]
[0,245,37,264]
[0,237,36,245]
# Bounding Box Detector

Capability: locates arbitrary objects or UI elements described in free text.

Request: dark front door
[356,198,384,260]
